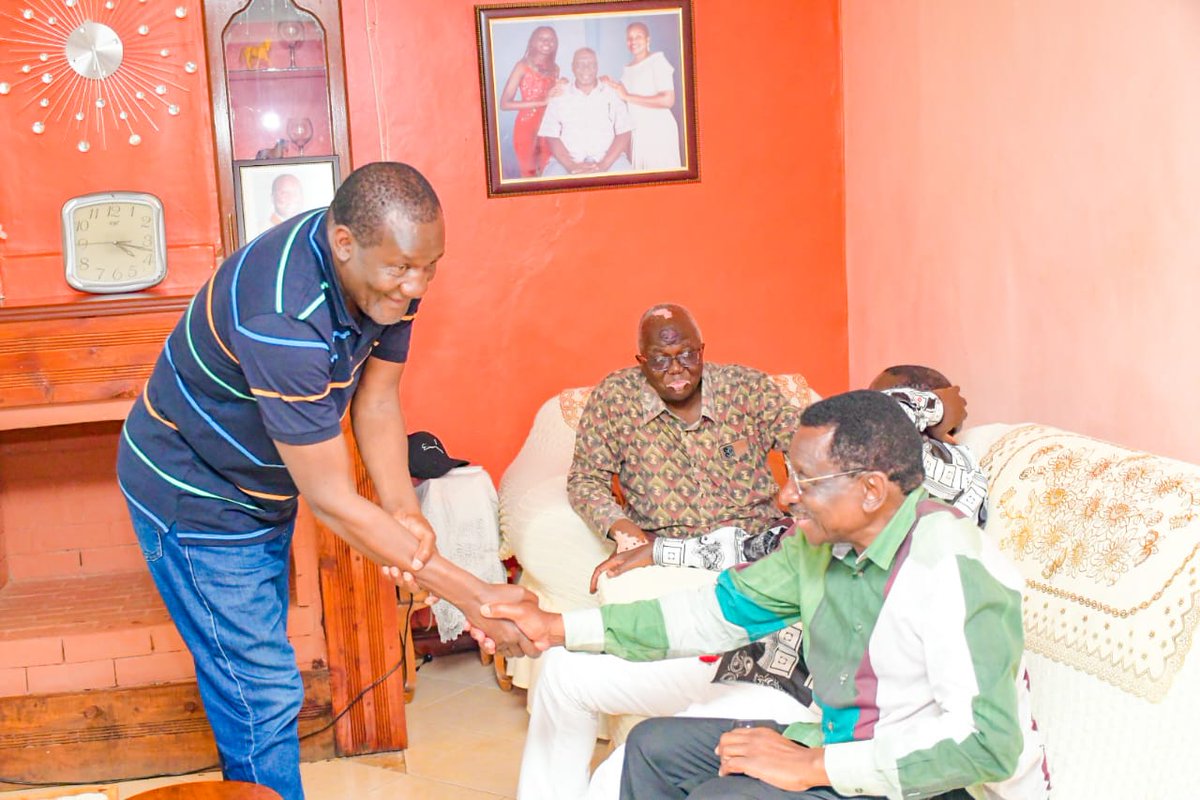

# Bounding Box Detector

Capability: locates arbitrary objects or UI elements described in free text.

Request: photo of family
[477,1,698,196]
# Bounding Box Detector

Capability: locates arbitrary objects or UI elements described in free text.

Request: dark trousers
[620,717,974,800]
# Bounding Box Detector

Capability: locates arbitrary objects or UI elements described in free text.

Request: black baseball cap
[408,431,469,479]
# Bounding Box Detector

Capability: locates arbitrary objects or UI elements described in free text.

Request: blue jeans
[128,502,305,800]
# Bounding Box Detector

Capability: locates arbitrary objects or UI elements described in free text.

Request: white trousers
[517,648,816,800]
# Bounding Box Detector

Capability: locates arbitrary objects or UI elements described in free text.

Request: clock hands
[97,240,152,257]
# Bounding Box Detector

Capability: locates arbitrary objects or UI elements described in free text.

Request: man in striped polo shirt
[117,162,537,800]
[481,391,1048,800]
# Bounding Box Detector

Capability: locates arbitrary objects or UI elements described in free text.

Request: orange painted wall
[0,0,846,483]
[842,0,1200,462]
[0,1,219,303]
[339,0,848,476]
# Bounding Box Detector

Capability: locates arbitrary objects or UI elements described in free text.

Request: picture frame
[476,0,698,197]
[233,156,340,245]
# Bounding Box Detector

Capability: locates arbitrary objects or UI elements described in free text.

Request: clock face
[62,192,167,294]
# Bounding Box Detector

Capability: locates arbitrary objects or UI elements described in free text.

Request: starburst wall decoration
[0,0,197,153]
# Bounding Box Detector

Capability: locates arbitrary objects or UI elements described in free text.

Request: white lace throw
[415,465,506,641]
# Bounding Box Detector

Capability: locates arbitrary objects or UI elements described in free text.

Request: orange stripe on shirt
[237,485,296,501]
[142,392,179,431]
[206,275,239,364]
[248,354,371,403]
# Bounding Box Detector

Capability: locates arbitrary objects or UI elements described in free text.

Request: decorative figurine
[240,39,272,70]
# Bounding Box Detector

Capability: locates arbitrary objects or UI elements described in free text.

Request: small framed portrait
[476,0,698,197]
[233,156,340,245]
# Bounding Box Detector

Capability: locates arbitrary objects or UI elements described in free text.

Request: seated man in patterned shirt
[511,304,814,800]
[568,302,798,555]
[485,391,1049,800]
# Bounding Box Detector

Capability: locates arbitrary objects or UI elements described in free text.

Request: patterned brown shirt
[568,363,800,540]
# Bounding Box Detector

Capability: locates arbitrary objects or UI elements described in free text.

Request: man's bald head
[635,304,705,408]
[637,303,703,353]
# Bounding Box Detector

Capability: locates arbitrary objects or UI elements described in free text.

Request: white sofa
[497,375,816,720]
[955,423,1200,798]
[499,386,1200,798]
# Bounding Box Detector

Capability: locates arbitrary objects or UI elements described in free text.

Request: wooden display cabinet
[201,0,351,254]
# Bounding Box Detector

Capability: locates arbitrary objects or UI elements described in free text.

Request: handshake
[381,564,563,659]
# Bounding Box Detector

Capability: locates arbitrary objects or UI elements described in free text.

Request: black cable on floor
[0,594,418,789]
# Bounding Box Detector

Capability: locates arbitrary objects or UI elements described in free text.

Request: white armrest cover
[967,422,1200,798]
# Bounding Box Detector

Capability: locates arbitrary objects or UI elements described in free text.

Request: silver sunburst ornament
[0,0,196,152]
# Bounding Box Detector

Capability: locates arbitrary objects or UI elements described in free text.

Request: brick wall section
[0,423,327,697]
[0,422,134,582]
[0,565,327,696]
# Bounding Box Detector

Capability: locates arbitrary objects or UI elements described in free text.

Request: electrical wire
[0,594,418,789]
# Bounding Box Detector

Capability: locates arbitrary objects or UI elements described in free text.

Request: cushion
[979,424,1200,701]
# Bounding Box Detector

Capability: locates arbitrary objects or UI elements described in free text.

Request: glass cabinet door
[203,0,350,254]
[223,0,333,160]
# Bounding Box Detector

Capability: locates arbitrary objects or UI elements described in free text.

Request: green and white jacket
[563,490,1050,800]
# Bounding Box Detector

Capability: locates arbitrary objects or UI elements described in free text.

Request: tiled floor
[5,652,583,800]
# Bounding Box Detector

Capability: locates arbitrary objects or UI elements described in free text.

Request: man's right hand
[479,596,564,650]
[464,583,548,658]
[590,542,653,593]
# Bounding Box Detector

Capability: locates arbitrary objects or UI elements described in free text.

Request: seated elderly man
[538,47,633,176]
[509,303,814,800]
[569,302,797,553]
[484,390,1049,800]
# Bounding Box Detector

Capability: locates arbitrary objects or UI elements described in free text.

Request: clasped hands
[382,510,558,659]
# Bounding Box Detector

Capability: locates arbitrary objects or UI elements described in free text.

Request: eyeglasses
[784,458,863,492]
[640,349,702,373]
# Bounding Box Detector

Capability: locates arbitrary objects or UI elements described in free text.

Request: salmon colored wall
[340,0,848,477]
[842,0,1200,462]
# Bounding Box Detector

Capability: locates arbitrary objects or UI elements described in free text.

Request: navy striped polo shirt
[117,210,418,545]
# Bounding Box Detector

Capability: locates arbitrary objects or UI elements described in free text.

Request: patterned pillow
[558,386,594,431]
[980,424,1200,701]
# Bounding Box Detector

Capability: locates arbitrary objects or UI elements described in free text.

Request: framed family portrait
[232,157,340,245]
[476,0,698,197]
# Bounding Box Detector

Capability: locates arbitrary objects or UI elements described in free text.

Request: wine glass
[277,20,304,68]
[287,117,313,155]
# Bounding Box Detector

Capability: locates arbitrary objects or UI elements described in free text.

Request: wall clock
[62,191,167,293]
[0,1,198,153]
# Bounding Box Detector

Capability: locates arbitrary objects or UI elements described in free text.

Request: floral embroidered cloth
[982,425,1200,700]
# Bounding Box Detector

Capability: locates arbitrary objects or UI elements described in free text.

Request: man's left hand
[393,510,437,570]
[927,386,966,444]
[590,543,653,593]
[715,727,828,792]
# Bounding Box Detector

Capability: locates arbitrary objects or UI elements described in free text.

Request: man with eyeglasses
[485,390,1048,800]
[513,303,814,800]
[568,302,800,557]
